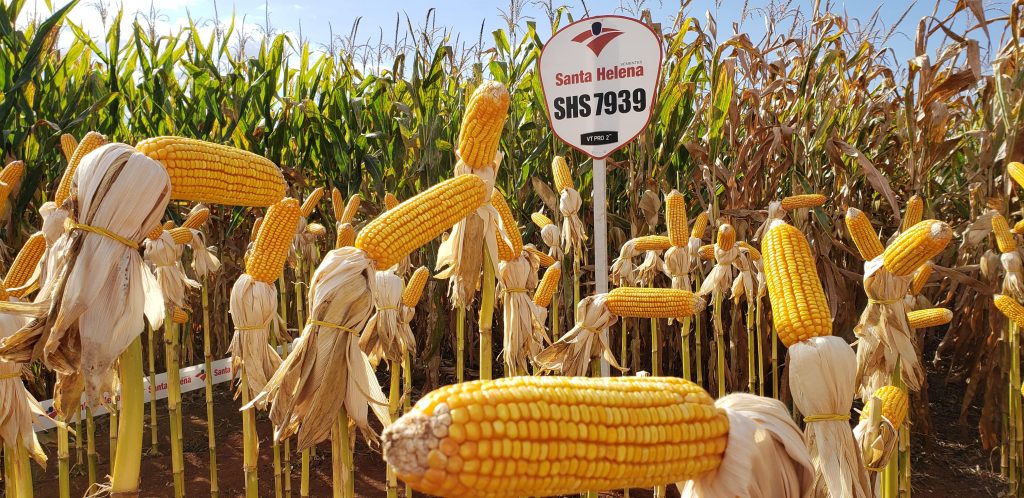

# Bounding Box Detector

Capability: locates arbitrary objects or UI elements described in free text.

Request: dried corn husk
[539,213,563,261]
[559,186,587,260]
[359,270,413,367]
[854,257,921,398]
[664,245,693,291]
[189,230,221,279]
[610,242,637,287]
[248,248,388,451]
[1001,250,1024,302]
[144,231,200,308]
[497,253,545,374]
[635,250,665,287]
[291,214,324,266]
[698,237,740,298]
[790,336,871,498]
[228,274,284,399]
[535,294,624,376]
[853,396,898,475]
[679,393,813,498]
[435,156,503,307]
[0,143,168,405]
[0,310,47,467]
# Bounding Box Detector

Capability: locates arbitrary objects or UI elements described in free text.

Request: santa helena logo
[572,21,623,56]
[195,370,207,382]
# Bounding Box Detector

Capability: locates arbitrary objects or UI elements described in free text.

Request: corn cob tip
[531,212,554,229]
[716,224,736,251]
[384,192,400,210]
[171,307,189,324]
[182,206,210,230]
[341,193,361,225]
[331,187,343,220]
[845,207,885,261]
[300,186,325,218]
[1009,162,1024,189]
[907,308,952,329]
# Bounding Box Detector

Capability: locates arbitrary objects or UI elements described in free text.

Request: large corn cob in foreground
[383,376,729,498]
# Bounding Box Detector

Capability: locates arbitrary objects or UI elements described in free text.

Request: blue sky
[18,0,1011,67]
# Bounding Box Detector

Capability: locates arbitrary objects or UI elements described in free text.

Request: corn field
[0,0,1023,496]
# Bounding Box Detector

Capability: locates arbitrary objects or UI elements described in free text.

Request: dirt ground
[19,341,1003,497]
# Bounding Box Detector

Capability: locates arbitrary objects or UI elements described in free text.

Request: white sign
[538,16,663,159]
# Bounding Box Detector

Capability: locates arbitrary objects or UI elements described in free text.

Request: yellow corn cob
[1013,218,1024,235]
[163,220,176,230]
[716,224,736,251]
[356,175,488,269]
[341,194,361,225]
[492,190,522,259]
[780,194,826,211]
[633,235,671,252]
[332,187,343,220]
[606,287,704,319]
[336,223,356,248]
[698,244,714,261]
[385,193,401,210]
[147,225,164,240]
[60,133,77,161]
[910,262,933,296]
[533,262,561,307]
[531,212,553,229]
[3,232,45,294]
[402,266,430,308]
[995,294,1024,328]
[845,207,885,261]
[0,181,10,215]
[901,195,924,232]
[457,81,510,169]
[135,136,286,207]
[246,198,301,283]
[182,207,210,230]
[860,385,908,428]
[383,376,729,498]
[0,160,24,193]
[171,307,189,325]
[737,241,761,260]
[307,223,327,237]
[907,308,952,329]
[251,217,264,241]
[552,156,573,193]
[300,187,324,218]
[762,222,832,347]
[525,246,555,267]
[690,212,708,240]
[666,190,688,247]
[56,131,107,205]
[496,229,515,262]
[993,212,1016,253]
[882,220,952,277]
[1009,162,1024,189]
[168,227,193,245]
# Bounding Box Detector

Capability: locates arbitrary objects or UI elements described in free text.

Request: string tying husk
[359,270,414,368]
[679,393,814,498]
[535,294,624,376]
[247,248,389,451]
[497,253,545,374]
[853,257,920,398]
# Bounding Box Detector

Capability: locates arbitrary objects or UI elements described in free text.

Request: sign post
[538,16,663,375]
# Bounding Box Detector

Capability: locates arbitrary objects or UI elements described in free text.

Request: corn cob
[402,267,430,308]
[331,187,343,220]
[171,308,189,325]
[992,212,1016,253]
[606,287,704,319]
[167,227,192,245]
[552,156,573,193]
[531,212,553,229]
[910,262,933,296]
[56,131,107,205]
[4,232,45,294]
[385,192,401,210]
[780,194,826,211]
[251,217,264,241]
[300,187,324,218]
[336,223,356,248]
[163,220,176,230]
[533,262,561,307]
[60,133,77,161]
[382,376,729,498]
[737,241,761,260]
[859,385,908,428]
[690,212,708,240]
[1009,162,1024,189]
[525,246,555,267]
[339,194,360,225]
[457,81,510,169]
[762,221,832,347]
[665,190,688,247]
[496,230,515,262]
[995,294,1024,327]
[901,195,923,232]
[182,207,210,230]
[492,190,522,259]
[698,244,714,261]
[882,220,952,276]
[844,207,885,261]
[0,181,11,215]
[147,225,164,240]
[356,175,488,269]
[246,198,301,283]
[633,235,671,252]
[135,136,286,207]
[716,225,736,251]
[907,308,952,329]
[307,223,327,237]
[1013,218,1024,235]
[0,160,24,192]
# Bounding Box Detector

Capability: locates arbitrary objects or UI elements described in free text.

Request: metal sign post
[592,157,610,376]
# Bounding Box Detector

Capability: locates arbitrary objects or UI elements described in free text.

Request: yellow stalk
[164,315,184,497]
[402,351,413,498]
[109,402,118,466]
[14,441,31,498]
[85,407,97,485]
[755,297,765,396]
[110,336,144,497]
[713,290,725,397]
[771,324,779,399]
[331,407,354,498]
[649,281,660,376]
[301,449,311,497]
[680,316,692,380]
[202,280,219,497]
[4,444,15,497]
[478,246,495,380]
[58,417,69,498]
[241,370,259,498]
[147,323,159,455]
[694,273,704,388]
[746,300,755,393]
[387,360,401,498]
[456,307,466,383]
[274,276,286,498]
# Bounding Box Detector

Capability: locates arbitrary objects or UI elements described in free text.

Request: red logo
[195,371,206,382]
[572,21,623,56]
